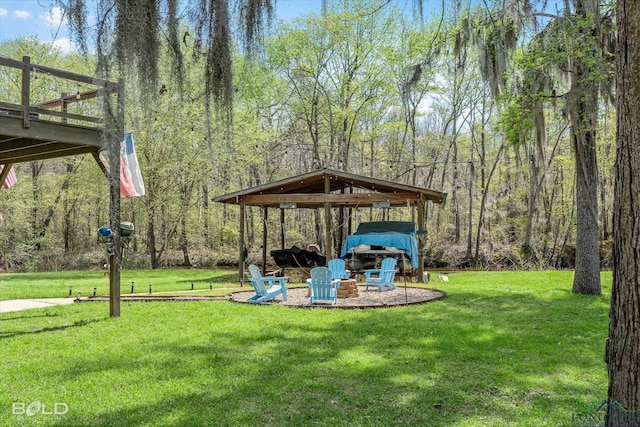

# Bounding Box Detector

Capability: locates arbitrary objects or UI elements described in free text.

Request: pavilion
[213,168,446,283]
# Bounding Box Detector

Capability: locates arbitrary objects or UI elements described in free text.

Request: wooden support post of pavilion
[324,173,332,258]
[238,202,245,286]
[417,200,426,283]
[280,209,285,249]
[261,207,268,275]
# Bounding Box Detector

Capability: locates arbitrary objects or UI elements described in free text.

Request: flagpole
[107,78,125,318]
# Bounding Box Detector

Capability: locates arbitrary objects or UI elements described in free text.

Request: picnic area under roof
[212,168,446,208]
[213,168,445,284]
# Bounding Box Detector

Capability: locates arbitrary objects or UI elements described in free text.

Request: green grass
[0,270,611,426]
[0,268,245,299]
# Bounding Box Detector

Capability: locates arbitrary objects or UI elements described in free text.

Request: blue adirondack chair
[308,266,341,305]
[327,258,350,280]
[247,264,288,303]
[364,257,397,291]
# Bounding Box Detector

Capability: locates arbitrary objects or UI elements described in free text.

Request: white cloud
[13,10,32,20]
[0,8,8,17]
[44,7,67,27]
[51,38,77,55]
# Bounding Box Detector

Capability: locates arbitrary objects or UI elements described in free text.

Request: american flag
[0,164,17,189]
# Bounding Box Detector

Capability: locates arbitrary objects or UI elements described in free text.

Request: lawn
[0,269,245,299]
[0,270,611,426]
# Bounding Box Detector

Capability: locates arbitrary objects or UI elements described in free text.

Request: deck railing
[0,55,122,129]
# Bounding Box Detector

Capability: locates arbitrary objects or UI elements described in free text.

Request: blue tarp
[340,222,419,268]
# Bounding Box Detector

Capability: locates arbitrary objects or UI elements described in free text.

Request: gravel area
[231,285,446,308]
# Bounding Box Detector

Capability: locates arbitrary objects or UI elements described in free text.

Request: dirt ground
[231,285,446,308]
[79,283,446,309]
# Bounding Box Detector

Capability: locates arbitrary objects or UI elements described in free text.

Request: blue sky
[0,0,324,54]
[0,0,74,51]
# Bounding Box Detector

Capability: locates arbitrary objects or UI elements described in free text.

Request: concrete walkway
[0,298,76,313]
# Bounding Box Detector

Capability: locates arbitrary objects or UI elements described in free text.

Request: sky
[0,0,75,52]
[0,0,324,55]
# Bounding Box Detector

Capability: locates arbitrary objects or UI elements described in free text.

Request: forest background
[0,0,615,272]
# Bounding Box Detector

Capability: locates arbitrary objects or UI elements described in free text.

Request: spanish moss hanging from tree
[55,0,273,114]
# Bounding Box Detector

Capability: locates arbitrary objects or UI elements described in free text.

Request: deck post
[107,79,125,318]
[61,92,67,124]
[21,56,30,129]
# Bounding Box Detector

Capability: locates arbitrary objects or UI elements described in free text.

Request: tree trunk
[30,161,42,248]
[180,209,191,267]
[465,156,474,260]
[475,144,504,261]
[38,170,75,248]
[607,0,640,420]
[600,170,609,241]
[130,200,138,253]
[570,0,601,295]
[148,212,158,269]
[202,184,211,248]
[524,103,547,261]
[63,162,74,252]
[571,125,600,295]
[451,136,460,244]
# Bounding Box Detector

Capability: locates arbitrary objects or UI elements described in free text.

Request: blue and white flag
[120,132,145,197]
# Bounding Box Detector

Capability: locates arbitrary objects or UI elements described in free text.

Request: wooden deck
[0,114,103,163]
[0,55,122,166]
[0,55,125,317]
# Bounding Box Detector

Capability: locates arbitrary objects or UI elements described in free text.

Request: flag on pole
[0,164,17,189]
[120,132,145,197]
